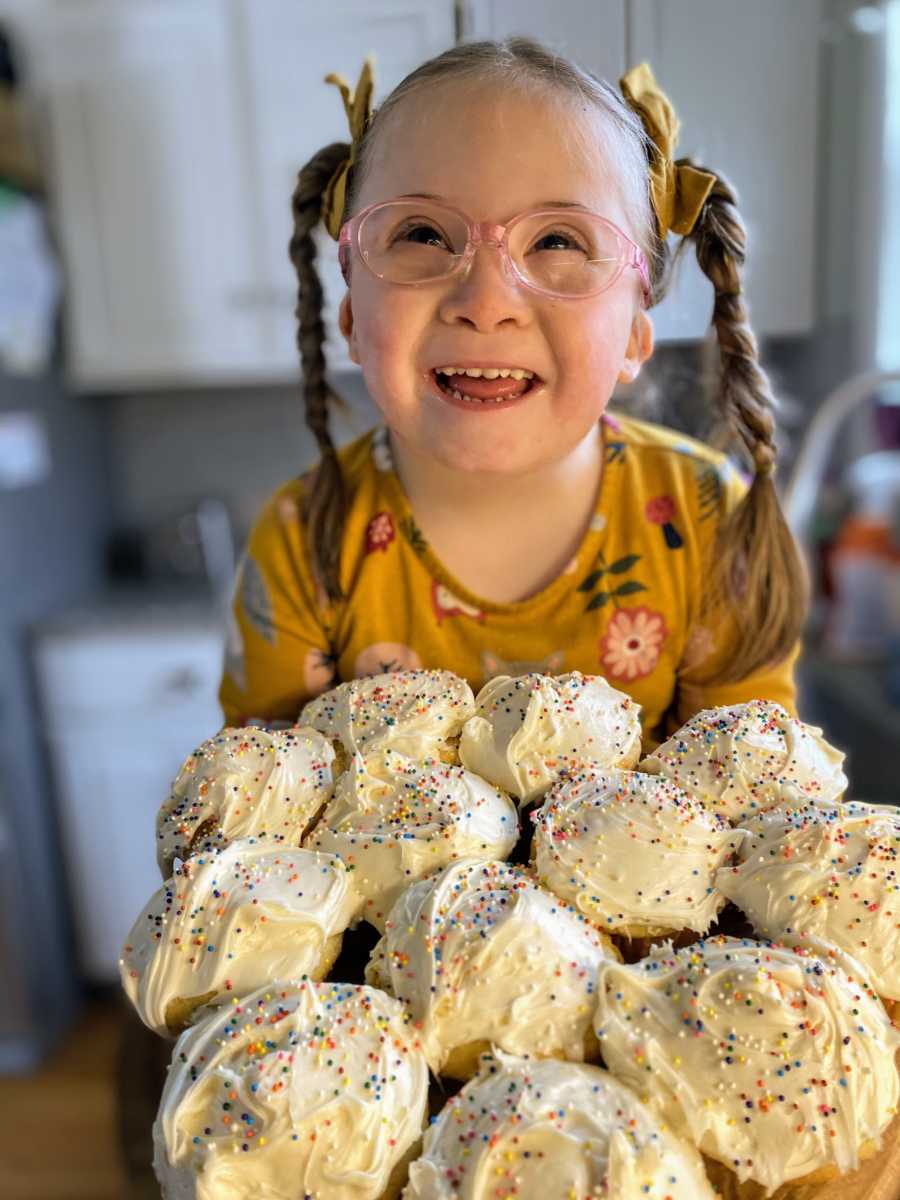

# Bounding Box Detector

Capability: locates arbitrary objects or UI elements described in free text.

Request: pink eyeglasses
[337,195,652,305]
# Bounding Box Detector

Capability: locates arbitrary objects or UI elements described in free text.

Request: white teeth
[436,366,535,380]
[450,388,504,403]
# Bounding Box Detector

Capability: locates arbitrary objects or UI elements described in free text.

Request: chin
[429,436,548,477]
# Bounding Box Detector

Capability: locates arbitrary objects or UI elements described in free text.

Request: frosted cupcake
[300,669,475,773]
[365,858,618,1080]
[121,840,361,1036]
[307,749,518,929]
[532,768,742,949]
[639,700,847,822]
[717,799,900,1022]
[593,934,900,1196]
[404,1048,716,1199]
[459,671,642,806]
[153,978,429,1200]
[155,724,335,878]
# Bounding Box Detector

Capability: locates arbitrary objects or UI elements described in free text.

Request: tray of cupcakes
[119,669,900,1199]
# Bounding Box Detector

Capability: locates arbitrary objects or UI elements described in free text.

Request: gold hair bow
[619,62,716,239]
[321,56,376,241]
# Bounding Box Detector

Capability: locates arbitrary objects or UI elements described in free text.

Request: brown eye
[532,230,587,253]
[393,222,449,249]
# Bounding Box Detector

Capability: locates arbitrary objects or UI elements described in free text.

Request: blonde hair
[288,35,807,685]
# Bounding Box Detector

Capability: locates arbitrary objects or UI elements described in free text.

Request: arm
[218,481,338,725]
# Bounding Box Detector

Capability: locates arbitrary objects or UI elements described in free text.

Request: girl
[219,36,807,746]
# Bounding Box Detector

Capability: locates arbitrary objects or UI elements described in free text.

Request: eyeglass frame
[336,196,652,306]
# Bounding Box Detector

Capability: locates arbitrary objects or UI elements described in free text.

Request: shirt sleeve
[671,463,800,731]
[218,482,338,725]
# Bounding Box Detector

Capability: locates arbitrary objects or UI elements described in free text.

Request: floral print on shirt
[600,606,669,681]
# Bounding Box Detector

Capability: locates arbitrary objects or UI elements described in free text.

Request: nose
[437,239,532,330]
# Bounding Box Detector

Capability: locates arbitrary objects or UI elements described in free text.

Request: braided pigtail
[682,161,809,681]
[288,143,352,603]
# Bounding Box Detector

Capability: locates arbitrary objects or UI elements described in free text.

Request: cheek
[353,285,422,379]
[558,305,635,390]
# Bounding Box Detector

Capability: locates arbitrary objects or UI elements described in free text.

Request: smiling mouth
[431,369,540,404]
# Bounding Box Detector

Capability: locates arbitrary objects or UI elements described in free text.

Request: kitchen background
[0,0,898,1194]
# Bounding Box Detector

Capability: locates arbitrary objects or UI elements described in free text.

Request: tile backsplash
[104,321,861,554]
[106,373,377,545]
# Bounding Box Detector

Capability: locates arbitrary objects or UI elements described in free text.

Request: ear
[338,292,360,365]
[617,309,654,384]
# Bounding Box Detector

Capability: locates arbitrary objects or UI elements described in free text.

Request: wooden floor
[0,994,150,1200]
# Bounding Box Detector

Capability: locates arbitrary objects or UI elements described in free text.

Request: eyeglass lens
[357,201,627,295]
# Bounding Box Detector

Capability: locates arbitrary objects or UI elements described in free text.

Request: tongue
[441,372,531,400]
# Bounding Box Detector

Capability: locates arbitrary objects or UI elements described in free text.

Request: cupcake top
[532,768,741,935]
[155,724,334,878]
[366,858,617,1073]
[120,840,361,1036]
[717,799,900,999]
[153,979,429,1200]
[639,700,847,822]
[593,934,900,1193]
[459,671,642,805]
[405,1049,716,1199]
[308,749,518,930]
[299,668,475,762]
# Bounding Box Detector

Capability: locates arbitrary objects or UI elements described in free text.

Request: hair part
[288,35,807,682]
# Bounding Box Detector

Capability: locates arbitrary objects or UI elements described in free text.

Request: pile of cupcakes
[119,668,900,1199]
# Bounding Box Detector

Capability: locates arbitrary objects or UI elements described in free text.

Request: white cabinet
[13,0,456,390]
[463,0,822,341]
[462,0,627,77]
[628,0,821,341]
[18,1,263,389]
[34,613,225,982]
[235,0,458,376]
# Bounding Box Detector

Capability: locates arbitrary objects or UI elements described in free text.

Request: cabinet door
[237,0,458,378]
[35,624,226,982]
[47,709,223,981]
[21,1,263,390]
[462,0,627,79]
[630,0,821,340]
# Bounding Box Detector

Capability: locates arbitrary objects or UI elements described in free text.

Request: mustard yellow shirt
[220,411,798,744]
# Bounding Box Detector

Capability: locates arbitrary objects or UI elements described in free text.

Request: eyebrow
[403,191,587,209]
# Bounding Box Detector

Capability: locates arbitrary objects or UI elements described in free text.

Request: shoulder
[608,409,747,518]
[609,409,732,470]
[245,426,388,590]
[252,427,381,530]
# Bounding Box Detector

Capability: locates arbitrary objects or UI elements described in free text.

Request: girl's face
[338,81,653,476]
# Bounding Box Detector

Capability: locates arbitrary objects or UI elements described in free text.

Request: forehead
[357,80,631,225]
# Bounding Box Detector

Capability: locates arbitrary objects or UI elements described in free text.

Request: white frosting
[533,769,742,934]
[593,934,900,1192]
[459,672,642,805]
[405,1048,716,1199]
[153,979,428,1200]
[639,700,848,822]
[121,840,361,1036]
[299,669,475,760]
[307,750,518,930]
[718,800,900,999]
[155,725,334,878]
[366,858,617,1073]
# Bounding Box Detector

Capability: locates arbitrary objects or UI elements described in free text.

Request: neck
[388,423,604,519]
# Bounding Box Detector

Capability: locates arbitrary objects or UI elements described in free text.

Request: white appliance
[34,606,225,982]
